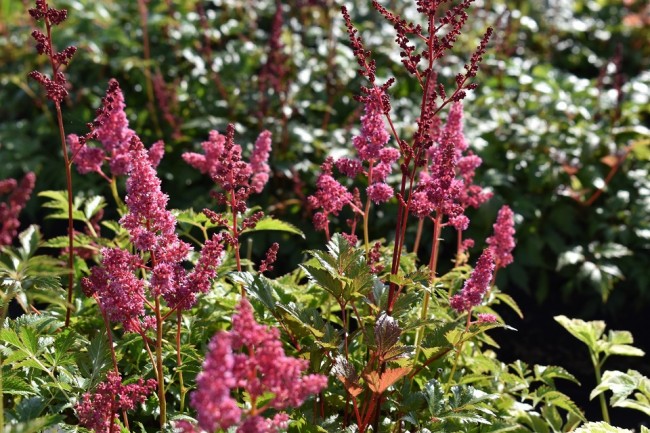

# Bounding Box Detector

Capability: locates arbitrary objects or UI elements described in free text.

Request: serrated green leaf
[540,389,586,421]
[83,195,106,220]
[494,292,523,319]
[1,373,36,395]
[574,422,633,433]
[232,272,276,311]
[554,315,605,350]
[535,365,581,385]
[241,216,305,238]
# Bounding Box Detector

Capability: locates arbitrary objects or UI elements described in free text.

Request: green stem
[592,353,610,423]
[155,296,167,427]
[176,310,187,412]
[446,312,472,390]
[414,214,443,363]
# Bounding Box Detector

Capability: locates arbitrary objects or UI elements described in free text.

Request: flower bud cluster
[486,205,516,269]
[411,102,491,231]
[183,125,272,210]
[28,1,75,103]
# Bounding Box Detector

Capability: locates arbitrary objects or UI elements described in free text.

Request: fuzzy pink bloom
[477,313,498,323]
[75,371,156,433]
[168,233,225,310]
[353,88,390,162]
[367,182,393,204]
[308,158,353,232]
[0,172,36,246]
[450,248,495,312]
[335,158,363,178]
[81,248,147,332]
[192,299,328,432]
[94,80,136,175]
[192,332,241,432]
[148,140,165,167]
[486,205,516,268]
[68,134,106,175]
[182,130,225,176]
[250,130,272,193]
[70,80,164,177]
[121,137,190,258]
[183,126,272,199]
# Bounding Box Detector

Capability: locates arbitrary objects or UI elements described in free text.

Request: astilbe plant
[8,0,632,432]
[82,136,225,428]
[183,125,274,276]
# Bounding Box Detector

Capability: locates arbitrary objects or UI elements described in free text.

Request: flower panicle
[75,371,156,433]
[0,172,36,246]
[189,299,328,433]
[449,248,495,312]
[28,1,75,104]
[70,79,165,179]
[486,205,516,269]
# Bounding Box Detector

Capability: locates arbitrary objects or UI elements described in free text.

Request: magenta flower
[191,299,328,433]
[183,126,272,196]
[0,172,36,246]
[81,247,147,332]
[486,205,516,269]
[121,137,190,258]
[250,130,273,194]
[307,158,353,233]
[69,79,164,178]
[76,371,156,433]
[449,248,495,312]
[411,102,491,225]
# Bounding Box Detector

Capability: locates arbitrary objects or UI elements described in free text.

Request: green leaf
[537,388,586,421]
[573,422,633,433]
[1,372,36,395]
[231,272,276,311]
[494,292,523,319]
[535,365,581,386]
[241,216,305,238]
[3,416,62,433]
[604,330,645,357]
[38,190,86,221]
[591,369,650,416]
[554,315,605,350]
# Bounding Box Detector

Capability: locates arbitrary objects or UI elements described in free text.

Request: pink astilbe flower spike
[190,299,328,433]
[121,136,190,258]
[183,126,272,196]
[75,371,156,433]
[450,248,495,312]
[70,79,165,177]
[0,172,36,246]
[486,205,516,269]
[250,130,273,193]
[308,158,353,233]
[81,248,147,332]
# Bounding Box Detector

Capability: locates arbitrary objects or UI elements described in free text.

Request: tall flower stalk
[337,2,493,314]
[28,0,78,327]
